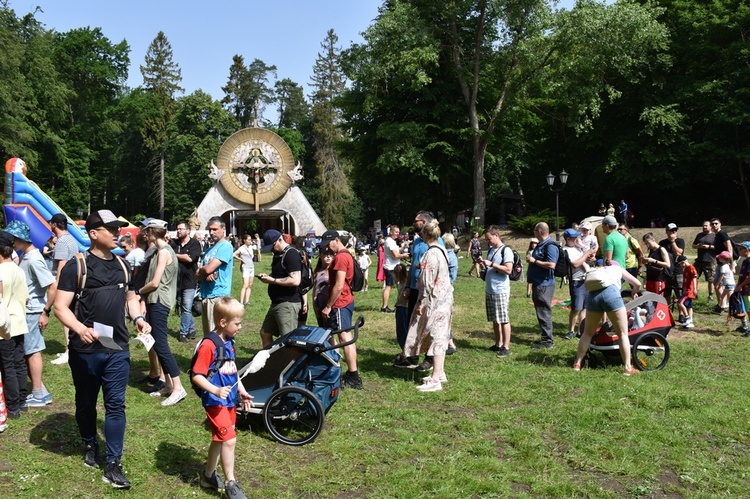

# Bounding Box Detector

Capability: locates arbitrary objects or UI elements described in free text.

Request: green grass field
[1,254,749,498]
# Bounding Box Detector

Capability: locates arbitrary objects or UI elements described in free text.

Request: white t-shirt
[485,245,513,295]
[384,237,400,270]
[563,246,586,281]
[125,247,145,270]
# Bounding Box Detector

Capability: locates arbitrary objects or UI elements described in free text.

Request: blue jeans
[69,349,130,463]
[177,287,196,336]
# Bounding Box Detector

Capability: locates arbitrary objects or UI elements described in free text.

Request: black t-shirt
[659,237,685,275]
[58,252,132,352]
[268,246,302,304]
[646,247,668,282]
[172,238,202,290]
[713,230,731,258]
[692,231,716,263]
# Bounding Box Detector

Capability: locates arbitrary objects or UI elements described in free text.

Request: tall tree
[221,56,276,127]
[275,78,309,130]
[311,29,356,229]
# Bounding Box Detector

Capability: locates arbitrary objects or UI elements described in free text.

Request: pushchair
[585,291,673,371]
[236,316,363,446]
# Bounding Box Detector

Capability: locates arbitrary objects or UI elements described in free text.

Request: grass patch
[1,254,749,497]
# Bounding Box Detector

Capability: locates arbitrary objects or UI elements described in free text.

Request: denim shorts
[569,280,588,311]
[586,285,624,313]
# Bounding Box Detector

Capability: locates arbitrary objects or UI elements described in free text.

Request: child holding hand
[191,297,253,499]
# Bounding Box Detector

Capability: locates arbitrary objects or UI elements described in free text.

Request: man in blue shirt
[526,222,559,348]
[196,217,234,334]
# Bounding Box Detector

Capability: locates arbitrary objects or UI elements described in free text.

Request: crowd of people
[0,207,747,496]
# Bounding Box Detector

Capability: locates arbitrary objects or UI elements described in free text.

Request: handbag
[191,297,203,317]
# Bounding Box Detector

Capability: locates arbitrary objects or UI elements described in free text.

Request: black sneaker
[735,325,749,333]
[380,307,395,313]
[83,442,99,468]
[178,335,188,343]
[393,356,418,369]
[225,480,247,499]
[341,372,363,390]
[199,466,225,491]
[187,331,197,340]
[146,379,166,392]
[496,347,510,358]
[7,409,21,420]
[102,462,131,489]
[415,360,433,373]
[137,374,161,385]
[531,342,554,349]
[563,331,575,340]
[711,305,723,314]
[488,344,501,351]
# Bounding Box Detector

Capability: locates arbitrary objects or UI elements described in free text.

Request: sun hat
[4,220,32,242]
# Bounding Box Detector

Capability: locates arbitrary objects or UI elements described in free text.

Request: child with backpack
[734,242,750,335]
[676,255,698,329]
[190,297,254,499]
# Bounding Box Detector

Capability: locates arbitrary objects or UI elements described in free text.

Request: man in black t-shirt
[54,209,151,490]
[171,220,202,342]
[710,218,734,312]
[257,229,301,347]
[659,223,685,306]
[691,220,716,300]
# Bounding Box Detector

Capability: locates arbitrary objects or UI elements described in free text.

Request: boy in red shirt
[191,297,254,499]
[677,255,698,328]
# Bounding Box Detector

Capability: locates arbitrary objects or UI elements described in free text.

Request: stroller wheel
[632,332,670,371]
[263,386,325,446]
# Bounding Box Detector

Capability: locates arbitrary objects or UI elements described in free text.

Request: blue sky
[9,0,576,120]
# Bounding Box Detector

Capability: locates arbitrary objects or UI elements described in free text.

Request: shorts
[569,280,587,311]
[327,302,354,331]
[205,405,237,442]
[586,285,624,313]
[485,292,509,324]
[241,264,254,279]
[24,313,45,355]
[723,282,735,291]
[384,268,396,287]
[261,301,301,337]
[678,296,693,310]
[694,260,715,282]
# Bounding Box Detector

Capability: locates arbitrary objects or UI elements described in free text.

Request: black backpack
[281,247,313,295]
[188,332,227,398]
[499,245,523,282]
[349,252,365,292]
[728,291,747,320]
[544,241,570,279]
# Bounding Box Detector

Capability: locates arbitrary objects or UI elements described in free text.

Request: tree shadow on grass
[154,441,204,485]
[28,412,82,456]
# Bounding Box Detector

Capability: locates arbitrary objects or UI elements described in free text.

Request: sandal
[572,363,581,372]
[623,366,639,376]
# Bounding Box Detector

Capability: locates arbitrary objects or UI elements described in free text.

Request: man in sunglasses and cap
[54,209,152,489]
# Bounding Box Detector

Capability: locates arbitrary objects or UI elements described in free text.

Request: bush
[508,209,567,234]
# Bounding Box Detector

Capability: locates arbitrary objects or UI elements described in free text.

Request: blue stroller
[236,316,363,445]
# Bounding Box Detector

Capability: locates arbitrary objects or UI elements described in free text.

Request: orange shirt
[329,248,354,309]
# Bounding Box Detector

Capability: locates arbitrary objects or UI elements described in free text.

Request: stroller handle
[317,315,364,353]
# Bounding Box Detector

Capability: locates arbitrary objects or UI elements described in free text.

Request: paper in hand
[94,322,122,350]
[129,333,155,351]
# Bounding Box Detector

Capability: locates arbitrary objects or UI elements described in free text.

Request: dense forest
[0,0,747,231]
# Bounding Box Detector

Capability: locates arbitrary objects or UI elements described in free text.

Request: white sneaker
[683,320,695,329]
[50,352,68,365]
[417,379,442,392]
[422,373,448,384]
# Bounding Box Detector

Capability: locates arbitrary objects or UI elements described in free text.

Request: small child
[391,264,412,366]
[358,248,372,292]
[525,238,539,298]
[191,297,253,499]
[676,255,697,328]
[716,251,735,313]
[735,242,750,335]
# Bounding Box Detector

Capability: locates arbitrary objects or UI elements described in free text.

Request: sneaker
[161,388,187,406]
[488,344,501,352]
[496,346,510,358]
[25,393,52,407]
[677,316,686,325]
[146,380,166,393]
[225,480,246,499]
[199,466,225,491]
[735,325,749,333]
[7,409,22,420]
[683,320,695,329]
[149,389,172,398]
[744,330,750,338]
[707,294,714,302]
[187,331,197,340]
[422,373,448,383]
[623,366,639,376]
[417,378,442,392]
[393,356,418,369]
[102,462,131,489]
[380,307,395,313]
[531,342,554,349]
[341,372,363,390]
[178,335,188,343]
[415,359,433,373]
[711,305,723,314]
[563,331,575,340]
[50,351,68,365]
[445,346,457,355]
[83,442,99,468]
[137,374,161,385]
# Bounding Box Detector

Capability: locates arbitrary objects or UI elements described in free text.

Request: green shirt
[603,231,628,269]
[146,244,178,309]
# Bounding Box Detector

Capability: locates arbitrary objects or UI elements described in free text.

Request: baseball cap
[717,251,732,260]
[4,220,32,242]
[85,209,128,232]
[262,229,283,251]
[563,228,580,239]
[666,223,678,231]
[0,230,15,247]
[740,241,750,250]
[49,213,67,225]
[319,229,341,251]
[602,215,617,227]
[139,217,155,227]
[145,219,168,229]
[580,221,592,231]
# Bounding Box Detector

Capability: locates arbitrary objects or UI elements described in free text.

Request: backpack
[281,247,313,295]
[73,251,129,316]
[499,245,523,282]
[730,238,741,260]
[188,332,227,398]
[728,291,747,321]
[349,252,365,292]
[546,242,570,279]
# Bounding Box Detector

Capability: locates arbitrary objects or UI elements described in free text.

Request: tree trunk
[472,134,487,227]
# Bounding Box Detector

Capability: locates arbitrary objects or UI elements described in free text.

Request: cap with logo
[319,230,341,251]
[666,223,678,231]
[85,209,128,233]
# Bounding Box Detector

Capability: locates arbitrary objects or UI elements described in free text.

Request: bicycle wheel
[632,332,670,371]
[263,386,324,446]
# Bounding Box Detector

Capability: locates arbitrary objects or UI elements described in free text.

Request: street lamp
[546,170,569,241]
